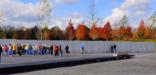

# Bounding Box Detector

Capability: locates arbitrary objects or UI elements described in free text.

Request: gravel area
[12,53,156,75]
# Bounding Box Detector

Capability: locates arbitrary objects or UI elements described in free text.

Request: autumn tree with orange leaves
[96,21,112,40]
[118,25,133,40]
[65,20,75,40]
[97,27,103,40]
[76,23,89,40]
[1,13,156,40]
[137,20,146,39]
[89,22,99,40]
[144,27,151,39]
[125,26,133,39]
[103,21,112,40]
[118,26,126,40]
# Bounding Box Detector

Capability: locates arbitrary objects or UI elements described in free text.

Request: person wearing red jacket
[54,45,59,56]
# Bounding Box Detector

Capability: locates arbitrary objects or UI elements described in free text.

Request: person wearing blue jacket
[80,43,85,54]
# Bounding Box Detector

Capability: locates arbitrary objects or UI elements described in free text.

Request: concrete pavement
[13,53,156,75]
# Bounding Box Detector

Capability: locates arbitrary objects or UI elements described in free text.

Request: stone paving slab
[13,53,156,75]
[0,53,133,74]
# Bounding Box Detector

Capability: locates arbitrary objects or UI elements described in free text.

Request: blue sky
[0,0,156,29]
[20,0,124,19]
[20,0,38,4]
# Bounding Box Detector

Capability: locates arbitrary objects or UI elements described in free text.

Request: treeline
[0,19,155,41]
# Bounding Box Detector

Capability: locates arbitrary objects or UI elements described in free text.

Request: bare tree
[119,16,128,27]
[0,11,4,26]
[149,11,156,39]
[37,0,52,40]
[88,0,99,27]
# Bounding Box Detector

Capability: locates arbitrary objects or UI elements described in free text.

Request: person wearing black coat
[0,45,3,63]
[65,45,70,53]
[113,44,117,53]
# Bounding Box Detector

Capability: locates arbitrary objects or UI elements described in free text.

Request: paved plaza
[12,53,156,75]
[0,53,112,65]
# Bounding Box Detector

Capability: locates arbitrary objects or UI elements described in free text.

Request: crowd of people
[0,43,118,57]
[0,43,71,57]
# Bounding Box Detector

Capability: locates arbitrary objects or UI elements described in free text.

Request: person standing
[33,45,38,55]
[111,45,113,53]
[42,45,46,55]
[80,43,85,54]
[25,44,29,55]
[12,44,17,55]
[50,45,53,55]
[65,45,70,54]
[113,44,117,53]
[2,45,7,55]
[47,45,51,55]
[17,44,22,56]
[0,45,3,63]
[54,45,59,56]
[29,44,33,55]
[59,45,63,56]
[8,44,13,56]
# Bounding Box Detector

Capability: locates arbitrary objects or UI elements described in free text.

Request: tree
[0,27,4,38]
[149,11,156,39]
[97,27,104,40]
[119,16,128,27]
[144,27,151,39]
[0,11,5,38]
[16,29,24,39]
[125,26,133,39]
[51,26,64,40]
[10,28,17,39]
[30,26,40,40]
[37,0,52,40]
[43,26,50,40]
[65,20,75,40]
[23,28,31,39]
[112,28,119,40]
[89,22,98,40]
[12,30,17,39]
[0,11,4,26]
[103,21,112,40]
[76,23,89,40]
[117,16,130,40]
[88,0,99,26]
[137,20,146,39]
[3,27,16,39]
[118,25,126,40]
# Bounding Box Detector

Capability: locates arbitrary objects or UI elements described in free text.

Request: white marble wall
[0,39,155,53]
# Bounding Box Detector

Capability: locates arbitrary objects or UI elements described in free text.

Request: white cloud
[50,19,63,28]
[50,12,84,30]
[105,8,127,26]
[0,0,40,27]
[0,0,82,29]
[105,0,150,27]
[64,12,84,29]
[66,12,84,23]
[121,0,149,9]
